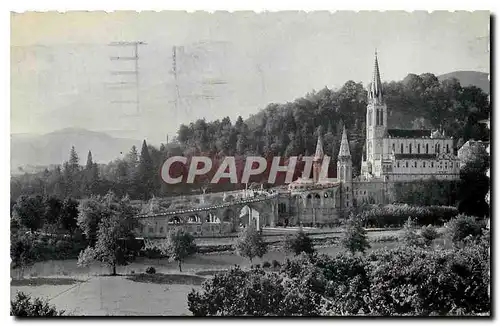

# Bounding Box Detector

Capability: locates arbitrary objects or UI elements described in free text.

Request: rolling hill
[438,71,490,94]
[11,128,141,172]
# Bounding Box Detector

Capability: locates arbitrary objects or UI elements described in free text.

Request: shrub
[262,261,271,268]
[271,260,281,268]
[145,266,156,274]
[402,217,424,248]
[341,215,370,254]
[368,244,489,315]
[187,266,322,316]
[420,225,439,247]
[11,292,65,316]
[371,235,399,243]
[445,215,485,246]
[283,231,315,256]
[359,204,458,228]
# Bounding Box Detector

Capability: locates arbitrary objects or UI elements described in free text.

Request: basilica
[278,52,461,226]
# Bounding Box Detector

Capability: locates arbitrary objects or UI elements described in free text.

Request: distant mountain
[11,128,141,172]
[438,71,490,94]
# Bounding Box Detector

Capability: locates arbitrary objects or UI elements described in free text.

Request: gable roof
[387,129,432,139]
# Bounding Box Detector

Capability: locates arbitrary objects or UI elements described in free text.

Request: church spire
[313,132,324,162]
[338,125,351,158]
[370,50,383,102]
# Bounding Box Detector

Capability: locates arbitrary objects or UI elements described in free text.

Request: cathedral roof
[387,129,433,139]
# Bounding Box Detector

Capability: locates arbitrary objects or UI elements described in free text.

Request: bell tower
[366,50,387,162]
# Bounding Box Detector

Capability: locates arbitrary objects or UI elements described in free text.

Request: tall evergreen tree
[138,140,156,200]
[85,151,93,170]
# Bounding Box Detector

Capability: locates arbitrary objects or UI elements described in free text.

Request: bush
[368,244,489,315]
[145,266,156,274]
[11,292,65,316]
[341,215,370,254]
[371,235,399,243]
[262,261,271,268]
[402,217,425,248]
[271,260,281,268]
[187,266,322,316]
[253,264,261,269]
[420,225,439,246]
[283,231,315,256]
[445,215,485,246]
[359,204,458,228]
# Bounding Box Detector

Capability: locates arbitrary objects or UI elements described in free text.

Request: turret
[312,132,324,183]
[337,125,352,183]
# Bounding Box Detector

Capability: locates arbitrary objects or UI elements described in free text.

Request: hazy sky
[11,11,490,144]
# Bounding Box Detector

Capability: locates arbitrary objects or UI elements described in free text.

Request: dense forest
[10,73,490,201]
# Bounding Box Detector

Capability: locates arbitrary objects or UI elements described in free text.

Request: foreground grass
[126,273,205,285]
[11,277,84,287]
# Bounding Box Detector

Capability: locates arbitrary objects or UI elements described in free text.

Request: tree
[10,232,37,278]
[402,217,424,248]
[283,230,315,256]
[43,196,63,227]
[234,224,267,263]
[60,198,79,235]
[125,145,139,166]
[340,214,370,254]
[187,266,321,316]
[82,151,99,196]
[420,225,439,247]
[165,228,197,272]
[138,140,156,200]
[77,195,109,245]
[77,193,138,275]
[460,142,489,175]
[445,214,484,246]
[13,195,45,232]
[11,292,65,316]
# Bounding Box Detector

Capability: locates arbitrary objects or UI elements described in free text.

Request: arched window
[446,144,450,153]
[392,143,395,152]
[406,161,409,168]
[426,144,429,154]
[409,143,412,154]
[397,161,400,168]
[417,143,421,154]
[368,110,372,126]
[380,110,384,125]
[376,109,380,125]
[423,161,426,168]
[401,143,404,153]
[437,144,441,153]
[435,144,439,153]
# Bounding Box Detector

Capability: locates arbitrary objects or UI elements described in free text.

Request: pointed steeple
[313,133,324,162]
[369,50,383,101]
[338,125,351,158]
